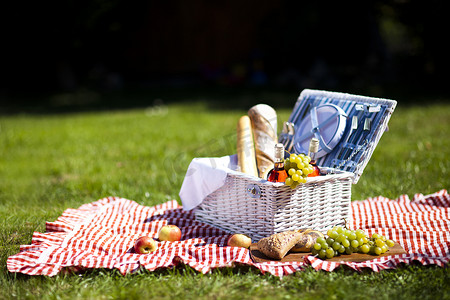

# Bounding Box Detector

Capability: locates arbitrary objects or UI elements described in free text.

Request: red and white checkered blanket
[7,190,450,277]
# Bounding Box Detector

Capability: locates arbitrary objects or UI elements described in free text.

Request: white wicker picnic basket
[190,89,397,241]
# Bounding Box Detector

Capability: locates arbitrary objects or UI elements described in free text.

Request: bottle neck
[308,138,319,164]
[274,160,284,169]
[308,151,318,165]
[274,145,284,167]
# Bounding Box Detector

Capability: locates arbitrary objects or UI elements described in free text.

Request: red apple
[158,225,182,242]
[134,236,158,254]
[227,234,252,248]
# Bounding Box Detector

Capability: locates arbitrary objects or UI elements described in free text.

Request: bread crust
[236,115,258,177]
[248,104,278,179]
[290,229,325,253]
[256,231,303,260]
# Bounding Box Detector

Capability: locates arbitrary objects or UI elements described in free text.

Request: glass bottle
[267,143,288,182]
[307,138,320,177]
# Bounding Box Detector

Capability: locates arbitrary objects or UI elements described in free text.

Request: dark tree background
[1,0,449,107]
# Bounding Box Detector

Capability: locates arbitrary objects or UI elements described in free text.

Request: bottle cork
[274,143,285,160]
[309,138,319,154]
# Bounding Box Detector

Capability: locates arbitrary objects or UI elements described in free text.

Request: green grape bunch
[283,153,315,189]
[311,225,396,259]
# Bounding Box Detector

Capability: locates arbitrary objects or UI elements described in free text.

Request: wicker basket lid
[281,89,397,184]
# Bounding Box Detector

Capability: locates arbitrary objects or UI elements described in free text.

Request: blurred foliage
[1,0,449,106]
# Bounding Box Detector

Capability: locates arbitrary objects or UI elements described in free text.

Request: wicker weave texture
[194,171,353,241]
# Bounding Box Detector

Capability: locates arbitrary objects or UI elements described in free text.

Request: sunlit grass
[0,99,449,299]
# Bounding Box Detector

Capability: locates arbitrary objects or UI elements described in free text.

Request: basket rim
[287,88,397,184]
[225,166,354,188]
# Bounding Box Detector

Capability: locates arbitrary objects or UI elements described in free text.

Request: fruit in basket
[134,236,158,254]
[158,225,182,242]
[311,225,396,259]
[283,153,314,189]
[227,234,252,248]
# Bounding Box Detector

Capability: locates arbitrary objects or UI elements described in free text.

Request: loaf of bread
[248,104,278,179]
[256,230,303,260]
[236,115,258,177]
[290,229,325,253]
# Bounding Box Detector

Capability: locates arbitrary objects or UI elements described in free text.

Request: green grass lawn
[1,95,449,299]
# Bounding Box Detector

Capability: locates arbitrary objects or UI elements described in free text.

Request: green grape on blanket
[283,153,315,189]
[311,226,396,259]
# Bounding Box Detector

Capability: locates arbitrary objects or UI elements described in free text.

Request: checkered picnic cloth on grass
[7,190,450,277]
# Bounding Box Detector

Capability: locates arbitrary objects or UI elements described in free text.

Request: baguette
[256,230,303,260]
[290,229,324,253]
[236,115,258,177]
[248,104,278,179]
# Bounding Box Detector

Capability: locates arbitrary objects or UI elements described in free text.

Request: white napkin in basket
[179,155,237,211]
